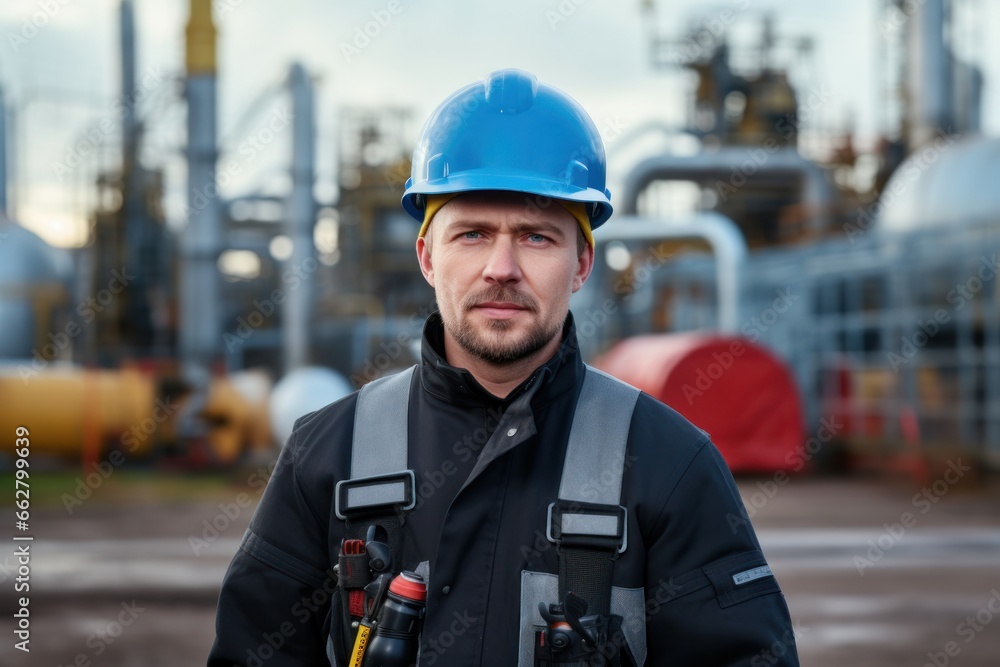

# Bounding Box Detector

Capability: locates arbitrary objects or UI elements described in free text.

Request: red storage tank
[593,334,804,473]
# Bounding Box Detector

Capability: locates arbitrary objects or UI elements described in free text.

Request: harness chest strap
[336,365,418,521]
[339,364,640,619]
[550,367,639,618]
[332,366,417,660]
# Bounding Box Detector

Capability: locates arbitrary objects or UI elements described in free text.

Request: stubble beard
[444,286,563,365]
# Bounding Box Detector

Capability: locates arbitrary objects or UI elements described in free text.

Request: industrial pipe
[618,147,834,232]
[283,62,316,372]
[593,213,747,333]
[178,0,220,442]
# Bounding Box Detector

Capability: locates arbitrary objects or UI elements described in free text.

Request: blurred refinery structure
[585,0,999,471]
[0,0,998,472]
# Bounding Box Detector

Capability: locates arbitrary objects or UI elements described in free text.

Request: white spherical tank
[268,366,354,446]
[0,216,70,359]
[877,137,1000,232]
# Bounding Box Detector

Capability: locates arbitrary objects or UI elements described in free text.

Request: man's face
[416,192,594,366]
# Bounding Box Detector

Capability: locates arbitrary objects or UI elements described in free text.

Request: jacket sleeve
[208,425,334,666]
[644,440,799,666]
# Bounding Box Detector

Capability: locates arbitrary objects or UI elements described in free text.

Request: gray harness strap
[352,366,413,476]
[330,366,417,667]
[551,366,639,549]
[334,366,417,520]
[547,366,640,622]
[337,363,640,607]
[337,362,641,665]
[560,367,639,503]
[337,363,639,533]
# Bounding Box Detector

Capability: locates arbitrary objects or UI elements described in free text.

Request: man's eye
[528,234,547,243]
[463,231,481,240]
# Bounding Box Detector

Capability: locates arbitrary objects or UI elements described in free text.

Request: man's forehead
[436,191,575,227]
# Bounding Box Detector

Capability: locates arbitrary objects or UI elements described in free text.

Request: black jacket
[209,312,799,666]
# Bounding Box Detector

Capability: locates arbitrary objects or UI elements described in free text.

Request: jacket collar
[419,310,584,412]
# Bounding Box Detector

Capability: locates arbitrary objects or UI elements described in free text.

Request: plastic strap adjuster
[546,500,628,554]
[334,470,416,520]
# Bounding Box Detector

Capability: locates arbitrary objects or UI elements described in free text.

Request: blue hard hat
[401,69,613,229]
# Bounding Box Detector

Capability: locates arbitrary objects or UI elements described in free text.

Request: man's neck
[442,332,563,400]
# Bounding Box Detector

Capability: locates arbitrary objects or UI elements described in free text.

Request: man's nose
[482,237,523,285]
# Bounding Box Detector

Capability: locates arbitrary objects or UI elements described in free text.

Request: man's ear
[571,243,595,293]
[416,235,435,287]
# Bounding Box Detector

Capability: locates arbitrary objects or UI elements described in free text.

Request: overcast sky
[1,0,997,247]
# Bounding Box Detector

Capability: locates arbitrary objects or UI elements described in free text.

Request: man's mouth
[472,301,529,318]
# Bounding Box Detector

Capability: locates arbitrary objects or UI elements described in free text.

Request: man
[209,69,798,666]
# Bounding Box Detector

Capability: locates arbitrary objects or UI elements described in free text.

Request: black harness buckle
[546,500,628,554]
[335,470,416,520]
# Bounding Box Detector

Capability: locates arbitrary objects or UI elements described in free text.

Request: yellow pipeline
[0,367,157,459]
[0,368,266,465]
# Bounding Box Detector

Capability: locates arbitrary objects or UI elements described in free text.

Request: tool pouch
[328,539,374,665]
